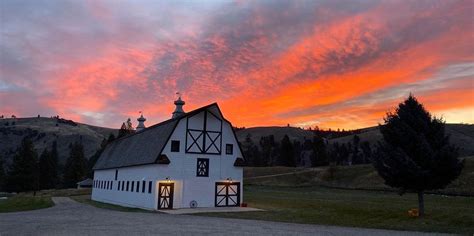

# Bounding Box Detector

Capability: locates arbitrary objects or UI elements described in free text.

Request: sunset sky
[0,0,473,130]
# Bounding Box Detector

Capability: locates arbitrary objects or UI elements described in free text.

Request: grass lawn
[0,196,54,213]
[198,185,474,234]
[71,195,152,213]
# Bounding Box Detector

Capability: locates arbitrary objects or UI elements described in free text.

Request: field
[0,196,53,213]
[0,188,90,213]
[244,156,474,196]
[200,185,474,234]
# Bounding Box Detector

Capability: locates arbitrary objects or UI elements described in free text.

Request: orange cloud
[1,0,473,130]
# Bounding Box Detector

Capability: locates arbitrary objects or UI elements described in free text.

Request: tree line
[0,134,116,193]
[241,133,373,167]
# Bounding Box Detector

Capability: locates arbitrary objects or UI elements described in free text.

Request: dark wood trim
[215,182,240,207]
[196,158,209,177]
[158,182,174,209]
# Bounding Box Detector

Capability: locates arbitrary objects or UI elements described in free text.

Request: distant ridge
[235,124,474,157]
[0,117,117,164]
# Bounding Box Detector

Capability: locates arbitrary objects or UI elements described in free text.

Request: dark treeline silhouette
[0,134,116,192]
[240,132,374,167]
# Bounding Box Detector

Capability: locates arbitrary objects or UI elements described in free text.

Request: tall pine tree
[278,135,295,167]
[373,95,463,217]
[63,142,88,188]
[39,147,58,190]
[0,155,5,191]
[5,137,39,193]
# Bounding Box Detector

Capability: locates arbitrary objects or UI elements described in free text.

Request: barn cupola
[172,95,186,118]
[136,112,146,132]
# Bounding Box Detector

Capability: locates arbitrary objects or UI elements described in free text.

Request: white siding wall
[92,164,184,210]
[92,108,243,210]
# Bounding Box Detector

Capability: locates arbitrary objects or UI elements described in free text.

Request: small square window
[196,158,209,177]
[226,144,233,155]
[171,140,180,152]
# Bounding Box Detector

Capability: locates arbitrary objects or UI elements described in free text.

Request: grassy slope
[0,188,90,213]
[0,196,54,213]
[199,186,474,234]
[245,157,474,196]
[0,117,117,163]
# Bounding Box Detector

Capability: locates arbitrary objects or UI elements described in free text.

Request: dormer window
[171,140,180,152]
[226,144,233,155]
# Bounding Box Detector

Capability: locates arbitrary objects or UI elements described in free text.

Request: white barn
[91,99,245,210]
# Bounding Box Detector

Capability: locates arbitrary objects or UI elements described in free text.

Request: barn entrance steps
[158,207,263,215]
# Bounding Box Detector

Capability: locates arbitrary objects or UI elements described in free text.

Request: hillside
[0,117,117,164]
[329,124,474,157]
[236,126,314,144]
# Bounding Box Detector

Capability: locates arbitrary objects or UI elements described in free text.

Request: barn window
[126,181,129,191]
[110,181,113,190]
[136,181,140,192]
[171,140,180,152]
[226,144,233,155]
[115,170,118,180]
[117,181,120,191]
[196,158,209,177]
[148,181,152,194]
[131,181,134,192]
[106,181,109,189]
[121,181,125,191]
[142,181,145,193]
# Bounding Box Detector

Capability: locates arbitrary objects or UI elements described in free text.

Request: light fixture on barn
[165,176,171,183]
[226,177,233,183]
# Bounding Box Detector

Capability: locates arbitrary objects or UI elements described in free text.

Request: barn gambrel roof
[93,103,241,170]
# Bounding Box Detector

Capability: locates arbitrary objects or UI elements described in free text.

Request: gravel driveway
[0,197,450,236]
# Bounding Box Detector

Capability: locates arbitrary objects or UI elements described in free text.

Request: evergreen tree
[5,137,39,193]
[0,155,5,191]
[39,147,58,190]
[63,142,88,188]
[373,95,463,217]
[278,135,295,167]
[50,141,60,187]
[118,122,128,138]
[259,135,276,166]
[311,136,329,167]
[87,134,115,177]
[118,120,134,138]
[360,141,372,163]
